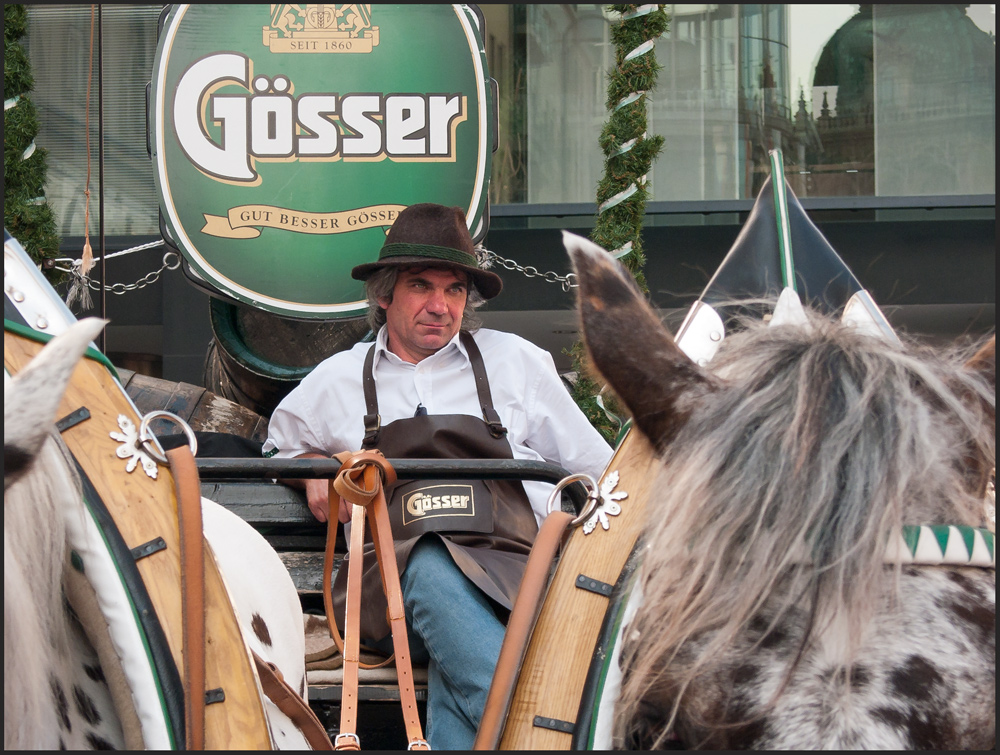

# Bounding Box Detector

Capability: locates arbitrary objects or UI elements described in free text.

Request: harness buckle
[483,406,508,438]
[335,732,361,750]
[362,412,381,446]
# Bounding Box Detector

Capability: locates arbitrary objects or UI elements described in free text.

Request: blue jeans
[375,536,506,750]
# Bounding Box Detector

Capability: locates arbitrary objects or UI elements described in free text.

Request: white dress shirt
[264,326,614,525]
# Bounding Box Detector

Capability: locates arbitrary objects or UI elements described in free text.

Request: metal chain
[86,251,181,294]
[480,248,578,292]
[52,242,181,295]
[51,243,575,295]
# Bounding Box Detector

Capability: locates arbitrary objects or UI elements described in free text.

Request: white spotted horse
[565,234,995,750]
[4,318,317,750]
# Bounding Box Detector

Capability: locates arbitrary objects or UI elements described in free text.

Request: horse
[5,318,314,750]
[564,233,995,749]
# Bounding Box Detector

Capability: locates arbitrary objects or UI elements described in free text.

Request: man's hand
[303,476,351,524]
[285,453,352,524]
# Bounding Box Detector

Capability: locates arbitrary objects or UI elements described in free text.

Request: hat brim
[351,256,503,300]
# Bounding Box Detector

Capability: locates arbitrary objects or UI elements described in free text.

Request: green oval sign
[151,4,494,318]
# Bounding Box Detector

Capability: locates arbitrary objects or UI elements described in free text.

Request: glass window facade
[24,4,997,239]
[25,4,163,238]
[487,3,996,204]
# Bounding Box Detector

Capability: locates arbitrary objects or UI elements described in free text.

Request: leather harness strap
[252,650,334,750]
[322,476,395,671]
[473,509,575,750]
[323,451,429,751]
[166,445,206,751]
[171,444,337,751]
[365,466,427,751]
[337,492,367,750]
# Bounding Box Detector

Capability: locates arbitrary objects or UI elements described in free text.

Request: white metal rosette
[582,470,629,535]
[110,414,160,479]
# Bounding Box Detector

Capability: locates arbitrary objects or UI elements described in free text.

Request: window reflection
[496,3,995,203]
[871,5,995,196]
[805,3,875,196]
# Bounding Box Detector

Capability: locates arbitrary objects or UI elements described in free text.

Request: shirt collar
[373,326,470,370]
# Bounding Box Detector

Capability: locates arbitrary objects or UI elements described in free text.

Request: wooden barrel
[118,367,270,443]
[204,298,371,417]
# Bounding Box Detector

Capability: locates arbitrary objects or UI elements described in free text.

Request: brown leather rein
[168,444,334,750]
[322,450,429,751]
[167,445,207,750]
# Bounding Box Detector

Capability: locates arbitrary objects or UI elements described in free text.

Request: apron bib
[331,332,539,641]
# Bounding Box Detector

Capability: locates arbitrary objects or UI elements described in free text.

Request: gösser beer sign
[150,4,495,318]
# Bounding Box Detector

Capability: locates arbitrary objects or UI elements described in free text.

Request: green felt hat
[351,203,502,300]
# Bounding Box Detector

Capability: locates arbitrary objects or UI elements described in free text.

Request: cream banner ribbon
[201,204,406,239]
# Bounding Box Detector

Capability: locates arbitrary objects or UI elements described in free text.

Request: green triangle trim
[981,530,994,560]
[901,525,921,556]
[929,524,952,556]
[957,526,976,558]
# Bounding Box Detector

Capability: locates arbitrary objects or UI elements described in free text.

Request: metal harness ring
[138,410,198,464]
[547,472,600,526]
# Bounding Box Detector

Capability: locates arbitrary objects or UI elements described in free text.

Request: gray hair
[364,265,486,333]
[614,314,995,746]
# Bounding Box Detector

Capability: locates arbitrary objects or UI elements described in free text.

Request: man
[263,203,613,749]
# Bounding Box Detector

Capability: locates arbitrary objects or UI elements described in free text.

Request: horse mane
[5,318,105,749]
[4,433,83,750]
[614,311,995,747]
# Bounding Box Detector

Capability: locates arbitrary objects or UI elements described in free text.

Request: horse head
[563,231,995,750]
[565,230,994,517]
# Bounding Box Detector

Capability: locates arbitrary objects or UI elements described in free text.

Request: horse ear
[963,334,996,441]
[964,335,995,391]
[4,318,108,488]
[564,232,717,453]
[961,335,995,500]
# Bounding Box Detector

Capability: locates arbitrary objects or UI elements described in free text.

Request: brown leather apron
[331,332,539,642]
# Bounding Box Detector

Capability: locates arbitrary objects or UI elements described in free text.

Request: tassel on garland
[65,238,96,311]
[81,236,95,276]
[67,174,97,310]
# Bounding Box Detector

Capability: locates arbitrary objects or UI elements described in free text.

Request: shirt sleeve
[262,373,330,459]
[523,346,614,480]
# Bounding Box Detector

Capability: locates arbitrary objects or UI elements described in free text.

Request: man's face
[380,267,468,363]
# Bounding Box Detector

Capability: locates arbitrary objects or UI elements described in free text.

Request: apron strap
[460,332,508,438]
[361,333,508,443]
[361,344,380,448]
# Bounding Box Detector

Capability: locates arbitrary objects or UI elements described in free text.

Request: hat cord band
[379,243,476,267]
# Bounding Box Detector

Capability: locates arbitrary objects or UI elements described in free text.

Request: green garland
[4,4,62,284]
[569,4,669,445]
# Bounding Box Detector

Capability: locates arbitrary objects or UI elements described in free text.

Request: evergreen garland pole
[4,4,63,284]
[569,4,669,444]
